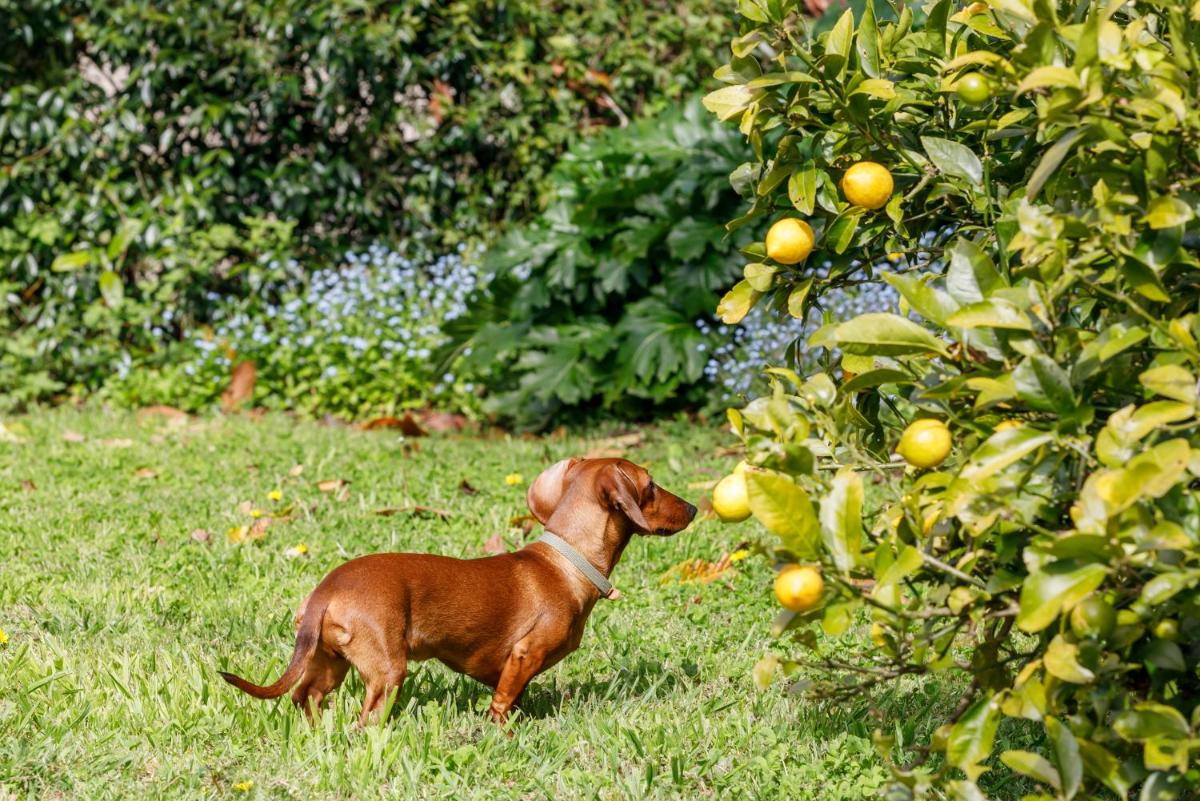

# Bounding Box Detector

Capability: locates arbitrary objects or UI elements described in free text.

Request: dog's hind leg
[291,647,350,722]
[345,618,408,726]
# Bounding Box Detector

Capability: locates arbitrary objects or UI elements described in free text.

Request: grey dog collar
[536,531,615,599]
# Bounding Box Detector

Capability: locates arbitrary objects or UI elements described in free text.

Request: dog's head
[528,457,696,536]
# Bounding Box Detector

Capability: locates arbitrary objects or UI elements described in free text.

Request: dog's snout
[685,502,697,520]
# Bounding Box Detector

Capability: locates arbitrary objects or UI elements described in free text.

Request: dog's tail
[220,596,329,699]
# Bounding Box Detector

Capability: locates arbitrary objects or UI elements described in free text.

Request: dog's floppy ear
[601,464,651,533]
[527,458,579,525]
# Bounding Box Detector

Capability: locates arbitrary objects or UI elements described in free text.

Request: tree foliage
[0,0,732,409]
[709,0,1200,797]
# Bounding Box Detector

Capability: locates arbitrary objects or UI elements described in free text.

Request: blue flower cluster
[706,281,899,401]
[184,244,487,414]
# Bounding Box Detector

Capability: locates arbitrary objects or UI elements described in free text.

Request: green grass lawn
[0,409,945,800]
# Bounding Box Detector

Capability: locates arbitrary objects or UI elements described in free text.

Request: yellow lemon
[896,419,952,469]
[994,419,1023,431]
[841,161,894,210]
[774,564,824,612]
[870,622,888,648]
[712,473,751,522]
[765,218,815,265]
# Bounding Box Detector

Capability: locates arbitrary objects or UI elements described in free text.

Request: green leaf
[826,212,860,254]
[1017,65,1080,93]
[1112,704,1190,741]
[1013,355,1076,415]
[825,9,855,61]
[947,299,1032,330]
[1026,128,1082,200]
[876,543,923,588]
[1139,365,1197,405]
[1044,634,1095,683]
[1145,196,1194,230]
[1000,750,1062,790]
[946,695,1001,781]
[717,280,762,324]
[746,470,819,557]
[787,278,813,319]
[841,368,913,393]
[1017,561,1107,633]
[855,0,881,78]
[1142,639,1185,672]
[883,271,959,326]
[702,85,760,121]
[833,313,950,357]
[921,136,984,187]
[51,251,91,272]
[98,271,124,307]
[1046,717,1082,800]
[851,78,895,99]
[947,239,1006,304]
[744,262,778,292]
[1140,570,1199,606]
[1078,740,1132,798]
[819,467,863,575]
[788,164,818,215]
[960,427,1054,483]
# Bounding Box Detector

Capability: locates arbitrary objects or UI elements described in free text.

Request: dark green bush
[446,99,757,427]
[0,0,732,410]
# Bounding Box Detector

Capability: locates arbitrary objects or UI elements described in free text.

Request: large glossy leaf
[855,0,881,78]
[946,239,1006,304]
[1017,561,1107,632]
[921,136,983,186]
[702,85,760,121]
[1013,355,1076,415]
[1139,364,1197,405]
[946,299,1032,330]
[819,467,863,574]
[1044,634,1095,683]
[1046,717,1082,799]
[1000,750,1062,790]
[717,279,762,324]
[746,470,819,557]
[946,695,1001,781]
[833,313,950,357]
[959,427,1055,483]
[883,271,960,326]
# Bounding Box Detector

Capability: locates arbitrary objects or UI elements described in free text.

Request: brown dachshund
[220,457,697,725]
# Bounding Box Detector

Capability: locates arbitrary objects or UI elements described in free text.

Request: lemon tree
[705,0,1200,798]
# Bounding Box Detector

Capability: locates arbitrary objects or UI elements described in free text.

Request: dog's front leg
[487,639,546,726]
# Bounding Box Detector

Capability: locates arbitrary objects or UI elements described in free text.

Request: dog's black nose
[685,502,698,520]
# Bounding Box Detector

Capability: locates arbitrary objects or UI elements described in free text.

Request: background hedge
[0,0,733,410]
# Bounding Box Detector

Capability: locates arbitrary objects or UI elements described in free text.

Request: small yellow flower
[233,780,254,792]
[888,252,903,261]
[729,549,750,562]
[268,489,283,502]
[0,628,8,646]
[227,525,248,544]
[249,508,265,519]
[504,473,524,486]
[285,543,309,559]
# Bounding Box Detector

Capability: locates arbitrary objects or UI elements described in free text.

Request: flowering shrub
[106,247,486,417]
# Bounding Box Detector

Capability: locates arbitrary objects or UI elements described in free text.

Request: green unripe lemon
[1153,618,1179,641]
[1069,595,1116,641]
[955,72,991,105]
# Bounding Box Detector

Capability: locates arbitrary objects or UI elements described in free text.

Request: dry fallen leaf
[101,438,134,448]
[136,405,189,423]
[288,464,305,477]
[714,446,744,458]
[697,496,717,520]
[317,479,349,493]
[687,478,720,490]
[20,479,36,492]
[483,533,507,555]
[62,430,86,443]
[372,506,453,520]
[359,414,426,436]
[235,500,255,516]
[509,514,538,537]
[190,529,212,543]
[220,361,257,413]
[420,410,468,432]
[458,479,479,496]
[134,467,159,479]
[659,549,746,585]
